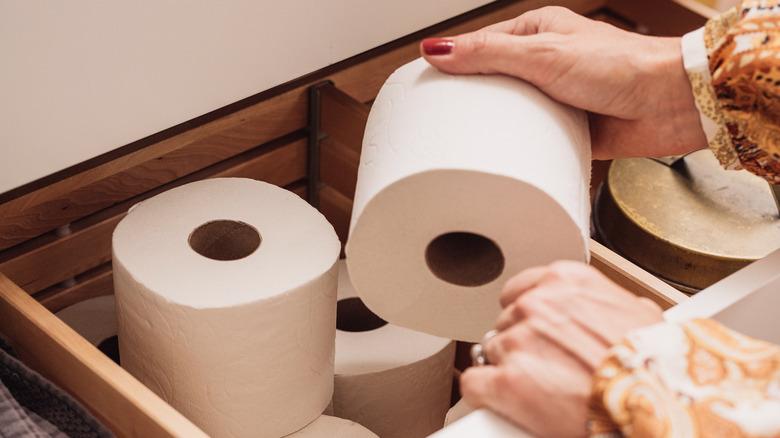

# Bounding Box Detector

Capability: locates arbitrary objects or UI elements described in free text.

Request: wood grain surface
[0,273,208,437]
[0,137,306,294]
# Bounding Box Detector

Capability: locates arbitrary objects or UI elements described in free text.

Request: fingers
[459,365,506,410]
[499,261,588,309]
[461,353,592,437]
[638,296,663,312]
[420,30,565,85]
[496,285,576,332]
[495,301,525,332]
[489,308,609,372]
[499,265,548,308]
[485,321,534,364]
[524,308,609,371]
[461,358,533,426]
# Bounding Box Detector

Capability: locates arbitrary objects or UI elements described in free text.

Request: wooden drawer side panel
[0,274,207,437]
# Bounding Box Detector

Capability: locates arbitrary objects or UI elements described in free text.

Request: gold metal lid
[595,151,780,292]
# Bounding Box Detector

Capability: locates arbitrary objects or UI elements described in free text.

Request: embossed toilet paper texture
[347,57,591,341]
[333,261,455,438]
[113,178,341,438]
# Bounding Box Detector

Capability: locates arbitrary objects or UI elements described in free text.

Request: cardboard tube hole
[189,220,261,261]
[336,297,388,332]
[425,232,504,287]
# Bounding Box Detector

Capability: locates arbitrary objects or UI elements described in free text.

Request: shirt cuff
[681,28,718,143]
[680,27,742,170]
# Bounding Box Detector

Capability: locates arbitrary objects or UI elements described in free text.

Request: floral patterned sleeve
[587,319,780,437]
[682,1,780,183]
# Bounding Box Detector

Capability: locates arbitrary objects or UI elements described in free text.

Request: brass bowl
[594,151,780,293]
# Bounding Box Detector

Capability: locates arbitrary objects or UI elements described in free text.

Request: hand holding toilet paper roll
[333,261,455,438]
[113,178,341,438]
[347,57,591,341]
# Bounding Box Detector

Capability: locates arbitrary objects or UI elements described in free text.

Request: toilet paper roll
[113,178,341,438]
[333,260,455,438]
[55,295,120,363]
[55,295,116,346]
[286,416,378,438]
[347,57,591,341]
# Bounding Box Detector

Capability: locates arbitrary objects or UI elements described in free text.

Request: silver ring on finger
[470,329,498,366]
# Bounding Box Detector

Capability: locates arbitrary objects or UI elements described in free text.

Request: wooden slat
[320,139,360,199]
[0,92,307,251]
[319,84,368,198]
[0,0,606,252]
[0,274,208,437]
[35,179,309,312]
[0,138,306,294]
[590,240,688,309]
[288,181,308,199]
[319,185,354,246]
[605,0,710,35]
[320,84,370,153]
[672,0,719,19]
[38,265,114,313]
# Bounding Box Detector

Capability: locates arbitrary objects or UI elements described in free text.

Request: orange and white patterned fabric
[682,1,780,183]
[588,319,780,438]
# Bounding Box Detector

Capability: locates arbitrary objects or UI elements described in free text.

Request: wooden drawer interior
[0,0,711,435]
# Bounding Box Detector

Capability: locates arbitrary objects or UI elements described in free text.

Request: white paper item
[347,57,591,341]
[429,409,531,438]
[333,261,455,438]
[113,178,341,438]
[55,295,117,346]
[285,416,378,438]
[444,399,474,426]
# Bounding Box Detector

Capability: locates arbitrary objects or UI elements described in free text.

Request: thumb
[420,31,562,85]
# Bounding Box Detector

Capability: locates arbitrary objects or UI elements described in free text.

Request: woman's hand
[460,261,663,437]
[419,6,707,160]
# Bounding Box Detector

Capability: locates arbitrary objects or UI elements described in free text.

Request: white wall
[0,0,493,193]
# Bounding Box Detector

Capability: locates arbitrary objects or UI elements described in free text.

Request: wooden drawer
[0,0,712,436]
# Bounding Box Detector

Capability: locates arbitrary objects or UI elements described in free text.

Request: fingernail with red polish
[422,38,454,56]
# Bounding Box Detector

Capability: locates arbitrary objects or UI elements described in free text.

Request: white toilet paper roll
[55,295,117,347]
[333,261,455,438]
[55,295,120,364]
[113,178,341,438]
[347,57,591,341]
[285,416,378,438]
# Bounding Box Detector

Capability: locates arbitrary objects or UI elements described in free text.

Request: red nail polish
[422,38,454,56]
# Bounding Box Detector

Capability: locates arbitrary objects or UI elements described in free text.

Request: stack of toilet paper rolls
[106,51,591,436]
[333,260,455,437]
[111,177,456,438]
